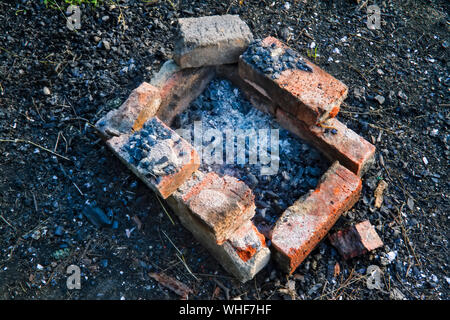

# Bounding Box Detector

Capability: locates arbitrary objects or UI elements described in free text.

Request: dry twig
[0,138,70,161]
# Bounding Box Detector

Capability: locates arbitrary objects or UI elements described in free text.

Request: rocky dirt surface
[0,0,448,300]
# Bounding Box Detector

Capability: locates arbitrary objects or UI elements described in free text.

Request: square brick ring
[95,17,375,282]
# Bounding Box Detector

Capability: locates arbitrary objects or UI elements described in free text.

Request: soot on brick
[172,78,329,227]
[242,39,312,79]
[121,118,181,180]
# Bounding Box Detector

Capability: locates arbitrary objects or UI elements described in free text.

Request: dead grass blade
[149,272,193,300]
[0,138,70,161]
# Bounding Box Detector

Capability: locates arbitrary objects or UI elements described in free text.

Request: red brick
[96,82,161,139]
[271,162,362,274]
[276,108,375,176]
[166,172,270,282]
[239,36,348,126]
[150,60,215,125]
[179,172,256,245]
[216,64,276,115]
[329,220,383,260]
[106,117,200,199]
[356,220,384,251]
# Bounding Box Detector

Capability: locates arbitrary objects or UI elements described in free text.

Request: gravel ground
[0,0,448,300]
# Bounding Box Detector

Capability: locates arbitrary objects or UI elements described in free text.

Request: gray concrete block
[174,15,253,68]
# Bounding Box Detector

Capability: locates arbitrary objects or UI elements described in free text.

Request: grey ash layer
[242,39,312,80]
[121,118,181,180]
[172,78,329,226]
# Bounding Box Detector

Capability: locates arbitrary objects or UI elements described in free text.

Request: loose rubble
[328,220,384,260]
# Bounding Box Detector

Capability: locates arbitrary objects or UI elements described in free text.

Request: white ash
[172,78,329,227]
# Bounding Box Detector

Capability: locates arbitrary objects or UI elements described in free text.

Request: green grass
[307,46,318,62]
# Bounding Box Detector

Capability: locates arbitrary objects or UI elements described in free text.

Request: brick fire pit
[95,15,376,282]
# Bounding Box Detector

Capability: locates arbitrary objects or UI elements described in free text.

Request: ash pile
[172,78,329,227]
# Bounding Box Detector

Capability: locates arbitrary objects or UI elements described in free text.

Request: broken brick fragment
[179,172,256,245]
[276,108,375,176]
[166,172,270,283]
[271,162,362,274]
[228,222,266,262]
[329,220,383,260]
[239,36,348,126]
[106,117,200,199]
[174,15,253,68]
[95,82,161,139]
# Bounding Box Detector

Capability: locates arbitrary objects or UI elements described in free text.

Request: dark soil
[0,0,448,300]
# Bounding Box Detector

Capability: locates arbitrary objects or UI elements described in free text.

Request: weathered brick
[218,61,374,176]
[106,117,200,199]
[166,172,269,282]
[228,221,267,262]
[177,172,256,245]
[271,162,362,274]
[239,36,348,126]
[276,108,375,176]
[96,82,161,139]
[216,64,276,115]
[150,60,215,125]
[174,15,253,68]
[329,220,383,260]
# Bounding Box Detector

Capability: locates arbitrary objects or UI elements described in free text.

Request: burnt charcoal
[246,173,259,186]
[82,206,112,228]
[139,158,151,169]
[242,39,313,78]
[54,226,64,236]
[154,155,168,165]
[172,78,329,227]
[163,164,176,175]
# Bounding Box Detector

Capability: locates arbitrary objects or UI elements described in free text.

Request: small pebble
[374,95,385,105]
[102,40,111,50]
